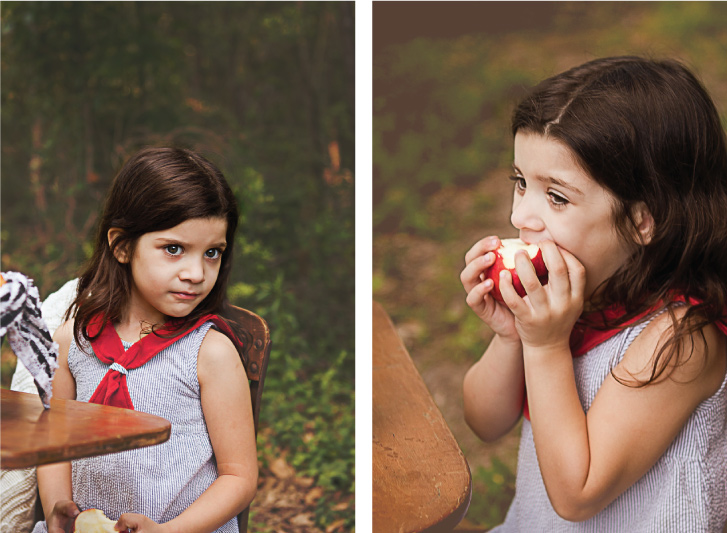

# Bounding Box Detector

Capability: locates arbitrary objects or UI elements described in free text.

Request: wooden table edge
[1,389,173,469]
[421,474,473,532]
[373,300,474,532]
[1,424,172,469]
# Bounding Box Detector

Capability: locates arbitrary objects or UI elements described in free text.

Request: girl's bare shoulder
[197,327,244,379]
[620,306,726,401]
[52,319,76,359]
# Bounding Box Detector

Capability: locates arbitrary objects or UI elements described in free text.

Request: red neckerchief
[522,297,727,421]
[87,314,240,410]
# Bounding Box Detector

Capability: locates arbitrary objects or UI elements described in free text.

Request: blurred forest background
[1,2,354,531]
[373,2,727,530]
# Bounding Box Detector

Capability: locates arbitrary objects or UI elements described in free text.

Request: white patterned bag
[0,271,60,408]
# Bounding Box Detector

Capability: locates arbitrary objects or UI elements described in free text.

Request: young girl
[34,147,258,533]
[461,57,727,531]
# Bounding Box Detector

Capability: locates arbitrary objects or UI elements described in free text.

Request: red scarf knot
[87,313,241,410]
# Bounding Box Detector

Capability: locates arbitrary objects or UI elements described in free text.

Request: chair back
[227,305,271,533]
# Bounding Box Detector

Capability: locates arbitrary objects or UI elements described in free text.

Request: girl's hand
[47,500,80,533]
[499,240,585,351]
[114,513,165,532]
[461,236,519,341]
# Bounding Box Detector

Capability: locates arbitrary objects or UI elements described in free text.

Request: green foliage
[260,349,355,528]
[373,2,727,237]
[374,38,535,235]
[468,457,517,529]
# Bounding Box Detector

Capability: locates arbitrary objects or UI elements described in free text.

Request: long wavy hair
[511,56,727,385]
[69,147,249,352]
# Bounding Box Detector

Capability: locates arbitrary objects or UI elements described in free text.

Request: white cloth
[1,279,78,533]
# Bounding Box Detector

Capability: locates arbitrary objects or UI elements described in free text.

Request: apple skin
[73,509,117,533]
[485,239,549,302]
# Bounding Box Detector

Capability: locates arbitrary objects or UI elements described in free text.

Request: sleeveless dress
[491,314,727,532]
[32,321,238,533]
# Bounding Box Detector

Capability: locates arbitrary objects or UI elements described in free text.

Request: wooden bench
[373,301,472,532]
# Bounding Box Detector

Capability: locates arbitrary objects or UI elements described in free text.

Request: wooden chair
[227,305,272,533]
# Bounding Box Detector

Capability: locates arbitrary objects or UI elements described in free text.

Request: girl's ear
[107,228,130,263]
[631,202,654,245]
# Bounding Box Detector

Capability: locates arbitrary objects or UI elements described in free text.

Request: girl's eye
[164,244,183,256]
[548,191,569,207]
[205,248,222,260]
[509,175,526,193]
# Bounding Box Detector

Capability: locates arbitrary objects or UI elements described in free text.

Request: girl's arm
[461,236,526,441]
[36,320,81,532]
[463,335,525,441]
[119,329,258,533]
[504,241,727,521]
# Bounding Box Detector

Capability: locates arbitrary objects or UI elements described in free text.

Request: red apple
[73,509,116,533]
[485,238,548,302]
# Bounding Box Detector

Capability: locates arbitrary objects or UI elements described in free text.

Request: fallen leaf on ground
[304,486,325,506]
[325,519,347,533]
[290,513,315,526]
[269,457,295,479]
[294,476,316,488]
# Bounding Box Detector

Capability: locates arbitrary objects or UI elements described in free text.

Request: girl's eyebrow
[512,165,585,196]
[154,237,227,249]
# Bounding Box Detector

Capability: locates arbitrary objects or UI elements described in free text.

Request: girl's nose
[180,259,205,283]
[510,194,545,232]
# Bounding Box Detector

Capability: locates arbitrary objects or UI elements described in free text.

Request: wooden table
[1,389,171,469]
[373,301,472,532]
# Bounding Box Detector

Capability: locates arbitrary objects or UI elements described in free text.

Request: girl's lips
[171,291,198,300]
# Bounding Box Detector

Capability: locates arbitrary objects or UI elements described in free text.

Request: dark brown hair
[69,147,247,350]
[512,56,727,384]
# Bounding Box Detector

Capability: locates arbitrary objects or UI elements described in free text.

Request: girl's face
[119,217,228,324]
[511,132,632,300]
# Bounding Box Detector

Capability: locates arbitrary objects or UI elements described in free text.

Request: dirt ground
[250,458,352,533]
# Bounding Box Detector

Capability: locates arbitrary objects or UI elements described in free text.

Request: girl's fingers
[460,251,497,293]
[115,513,153,532]
[115,513,135,531]
[513,249,548,307]
[498,269,528,315]
[539,240,570,298]
[558,247,587,298]
[464,236,501,265]
[465,278,494,312]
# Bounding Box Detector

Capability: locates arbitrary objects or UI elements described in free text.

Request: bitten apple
[485,238,548,302]
[73,509,116,533]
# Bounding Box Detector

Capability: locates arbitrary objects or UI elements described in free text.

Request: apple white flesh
[73,509,117,533]
[485,238,548,302]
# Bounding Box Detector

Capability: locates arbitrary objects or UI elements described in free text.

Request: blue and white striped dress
[491,314,727,532]
[33,321,238,533]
